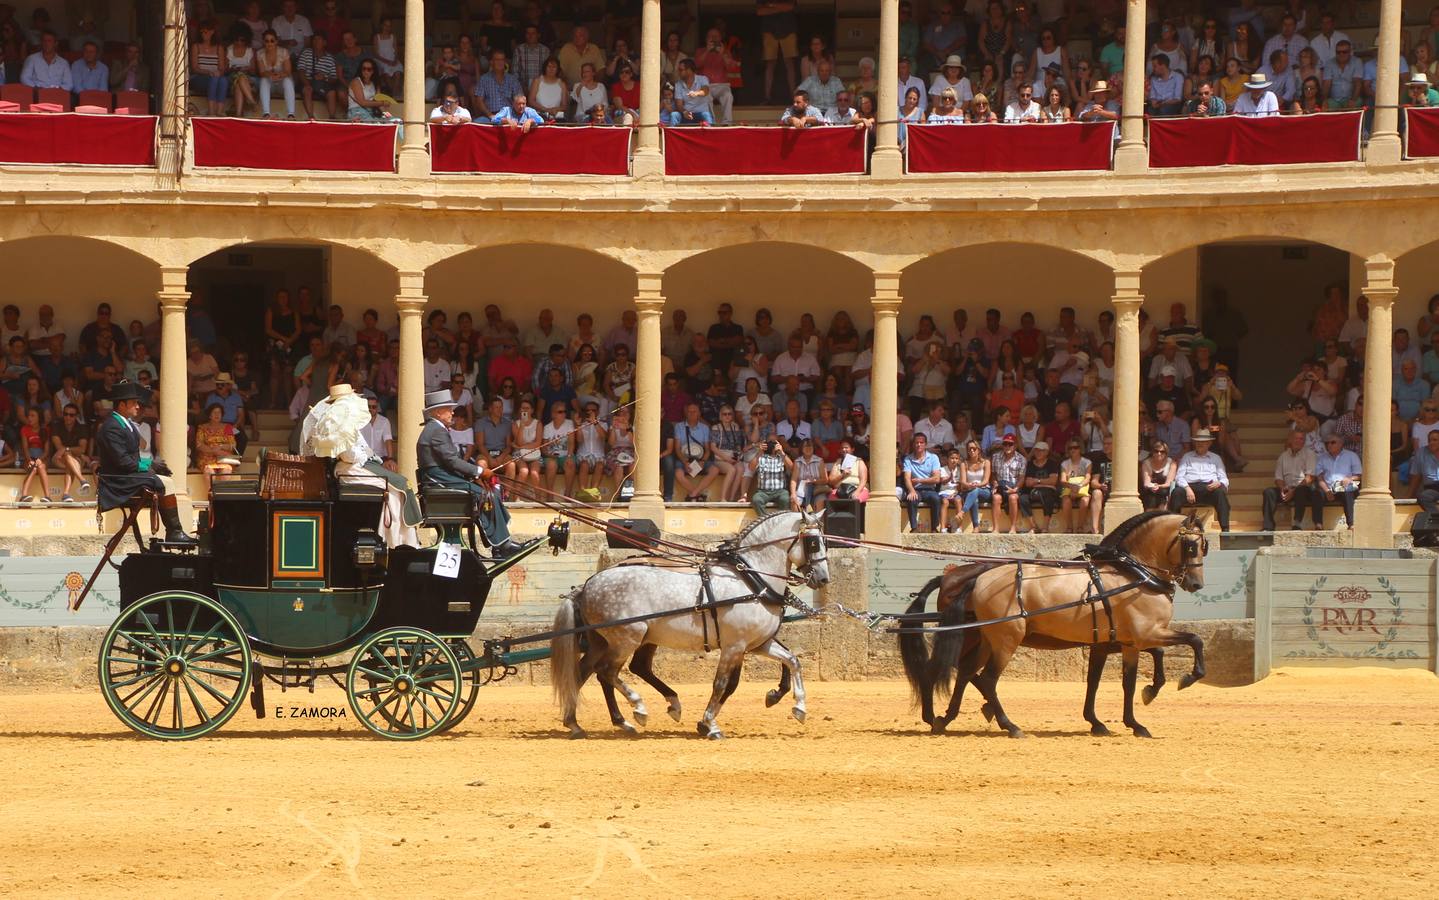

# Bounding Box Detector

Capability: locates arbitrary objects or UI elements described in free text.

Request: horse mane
[732,510,798,545]
[1098,510,1177,550]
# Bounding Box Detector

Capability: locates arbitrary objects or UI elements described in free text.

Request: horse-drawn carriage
[84,452,561,741]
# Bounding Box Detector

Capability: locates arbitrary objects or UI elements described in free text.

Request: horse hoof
[765,689,781,708]
[707,730,726,740]
[568,726,587,740]
[1142,684,1159,705]
[980,703,995,723]
[1178,673,1200,691]
[618,721,638,734]
[1007,729,1027,739]
[791,706,806,724]
[930,717,950,735]
[1129,724,1153,739]
[667,702,683,722]
[1090,722,1112,737]
[632,710,648,726]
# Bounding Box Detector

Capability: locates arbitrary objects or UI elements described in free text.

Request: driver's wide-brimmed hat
[424,389,460,412]
[109,381,149,403]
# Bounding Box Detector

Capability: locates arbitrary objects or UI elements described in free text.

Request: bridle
[1164,524,1209,584]
[721,518,830,588]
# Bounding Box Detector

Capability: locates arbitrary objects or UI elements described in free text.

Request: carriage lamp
[352,530,387,569]
[548,518,571,554]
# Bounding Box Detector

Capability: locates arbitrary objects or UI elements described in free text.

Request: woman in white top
[1059,440,1094,534]
[510,399,542,489]
[238,0,268,49]
[1016,403,1042,454]
[1029,27,1072,90]
[573,403,608,494]
[1039,85,1070,122]
[734,377,770,428]
[226,29,257,117]
[605,407,637,488]
[571,63,607,121]
[348,58,394,123]
[530,56,568,120]
[372,17,402,91]
[256,29,296,118]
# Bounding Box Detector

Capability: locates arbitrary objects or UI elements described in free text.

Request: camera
[766,439,780,453]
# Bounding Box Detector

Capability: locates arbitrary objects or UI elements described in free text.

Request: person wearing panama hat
[1406,72,1439,107]
[1233,71,1280,116]
[416,388,521,558]
[93,380,197,544]
[1076,79,1119,122]
[1167,427,1232,532]
[929,53,973,108]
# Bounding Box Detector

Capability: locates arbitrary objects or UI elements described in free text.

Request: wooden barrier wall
[1255,555,1439,679]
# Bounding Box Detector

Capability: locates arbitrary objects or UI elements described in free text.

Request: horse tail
[928,577,978,699]
[898,576,943,707]
[551,593,583,714]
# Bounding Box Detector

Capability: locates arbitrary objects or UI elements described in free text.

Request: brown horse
[921,511,1208,738]
[899,564,1168,734]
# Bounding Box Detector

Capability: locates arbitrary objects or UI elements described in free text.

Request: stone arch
[0,236,164,341]
[424,243,639,336]
[662,242,873,339]
[901,242,1116,338]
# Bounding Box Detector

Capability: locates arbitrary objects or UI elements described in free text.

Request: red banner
[906,122,1115,173]
[1148,112,1362,167]
[1405,107,1439,158]
[192,118,397,171]
[664,126,866,175]
[0,113,156,165]
[430,123,631,175]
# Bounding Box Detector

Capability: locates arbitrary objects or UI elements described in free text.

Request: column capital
[872,270,901,299]
[158,265,189,298]
[1363,255,1397,303]
[398,270,425,296]
[636,270,664,299]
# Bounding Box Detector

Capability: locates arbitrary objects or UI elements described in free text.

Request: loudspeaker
[606,517,661,549]
[1412,511,1439,548]
[823,499,862,539]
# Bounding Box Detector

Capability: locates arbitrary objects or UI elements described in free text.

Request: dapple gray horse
[552,511,830,739]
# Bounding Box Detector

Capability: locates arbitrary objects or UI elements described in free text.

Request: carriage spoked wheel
[434,640,482,734]
[346,628,462,740]
[98,590,253,740]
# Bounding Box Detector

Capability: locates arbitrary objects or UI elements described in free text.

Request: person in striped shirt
[298,33,341,119]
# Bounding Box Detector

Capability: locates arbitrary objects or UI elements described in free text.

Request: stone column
[1353,256,1398,547]
[1367,0,1403,165]
[1107,270,1144,529]
[1113,0,1148,174]
[157,0,186,182]
[633,0,664,178]
[630,273,666,524]
[395,272,426,487]
[867,273,902,542]
[157,267,190,489]
[871,0,902,179]
[397,0,429,177]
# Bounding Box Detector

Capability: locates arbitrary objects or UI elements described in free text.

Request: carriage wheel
[346,628,461,740]
[98,590,252,741]
[435,640,482,734]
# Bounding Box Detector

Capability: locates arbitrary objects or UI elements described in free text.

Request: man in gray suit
[417,389,521,557]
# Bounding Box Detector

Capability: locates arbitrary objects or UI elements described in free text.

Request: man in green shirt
[1099,22,1125,76]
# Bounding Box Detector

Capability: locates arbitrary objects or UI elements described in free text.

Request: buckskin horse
[900,511,1208,738]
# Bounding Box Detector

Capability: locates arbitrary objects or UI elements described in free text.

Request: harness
[695,535,825,652]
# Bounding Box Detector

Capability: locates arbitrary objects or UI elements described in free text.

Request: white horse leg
[597,627,647,733]
[614,673,649,726]
[757,638,806,724]
[698,647,746,739]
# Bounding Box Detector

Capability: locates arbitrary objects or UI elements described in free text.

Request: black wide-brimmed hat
[109,381,149,403]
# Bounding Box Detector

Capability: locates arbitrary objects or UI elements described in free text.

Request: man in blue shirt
[902,433,943,532]
[1394,359,1428,420]
[491,93,545,131]
[1147,55,1184,116]
[21,32,72,90]
[667,58,714,126]
[1313,434,1361,528]
[70,41,109,95]
[1408,429,1439,513]
[474,50,523,121]
[1323,41,1364,109]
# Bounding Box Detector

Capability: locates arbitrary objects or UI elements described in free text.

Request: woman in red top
[610,62,640,109]
[1011,312,1044,364]
[17,407,51,503]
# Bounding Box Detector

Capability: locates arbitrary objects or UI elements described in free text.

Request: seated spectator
[981,406,1017,454]
[1044,401,1080,449]
[1147,54,1184,115]
[1394,359,1427,421]
[902,433,943,532]
[431,86,474,123]
[204,373,249,455]
[990,433,1027,532]
[771,374,810,420]
[1003,83,1040,122]
[969,92,998,122]
[1313,434,1361,529]
[747,435,792,516]
[348,58,396,124]
[1323,41,1363,109]
[1153,401,1191,458]
[1168,429,1231,532]
[1147,337,1194,387]
[780,89,825,127]
[541,402,577,497]
[1409,429,1439,514]
[195,402,238,493]
[1185,79,1226,116]
[1233,72,1279,116]
[1406,73,1439,108]
[914,401,957,452]
[898,86,926,147]
[1146,366,1189,417]
[49,404,91,501]
[668,57,714,126]
[1089,435,1115,533]
[928,87,966,122]
[1076,80,1119,122]
[16,408,51,503]
[258,29,299,119]
[21,31,71,89]
[1058,440,1093,534]
[791,438,829,512]
[298,32,341,119]
[111,42,150,94]
[775,399,812,457]
[569,62,606,120]
[1263,430,1317,530]
[492,92,545,131]
[529,56,569,121]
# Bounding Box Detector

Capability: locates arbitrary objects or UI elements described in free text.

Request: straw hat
[942,54,966,74]
[1192,429,1216,443]
[328,383,354,400]
[1244,73,1272,90]
[214,372,233,385]
[1410,73,1433,88]
[1089,80,1111,94]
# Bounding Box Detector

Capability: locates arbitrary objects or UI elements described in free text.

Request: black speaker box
[606,517,661,549]
[823,499,863,539]
[1412,511,1439,548]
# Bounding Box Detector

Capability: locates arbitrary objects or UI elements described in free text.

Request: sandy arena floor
[0,669,1436,898]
